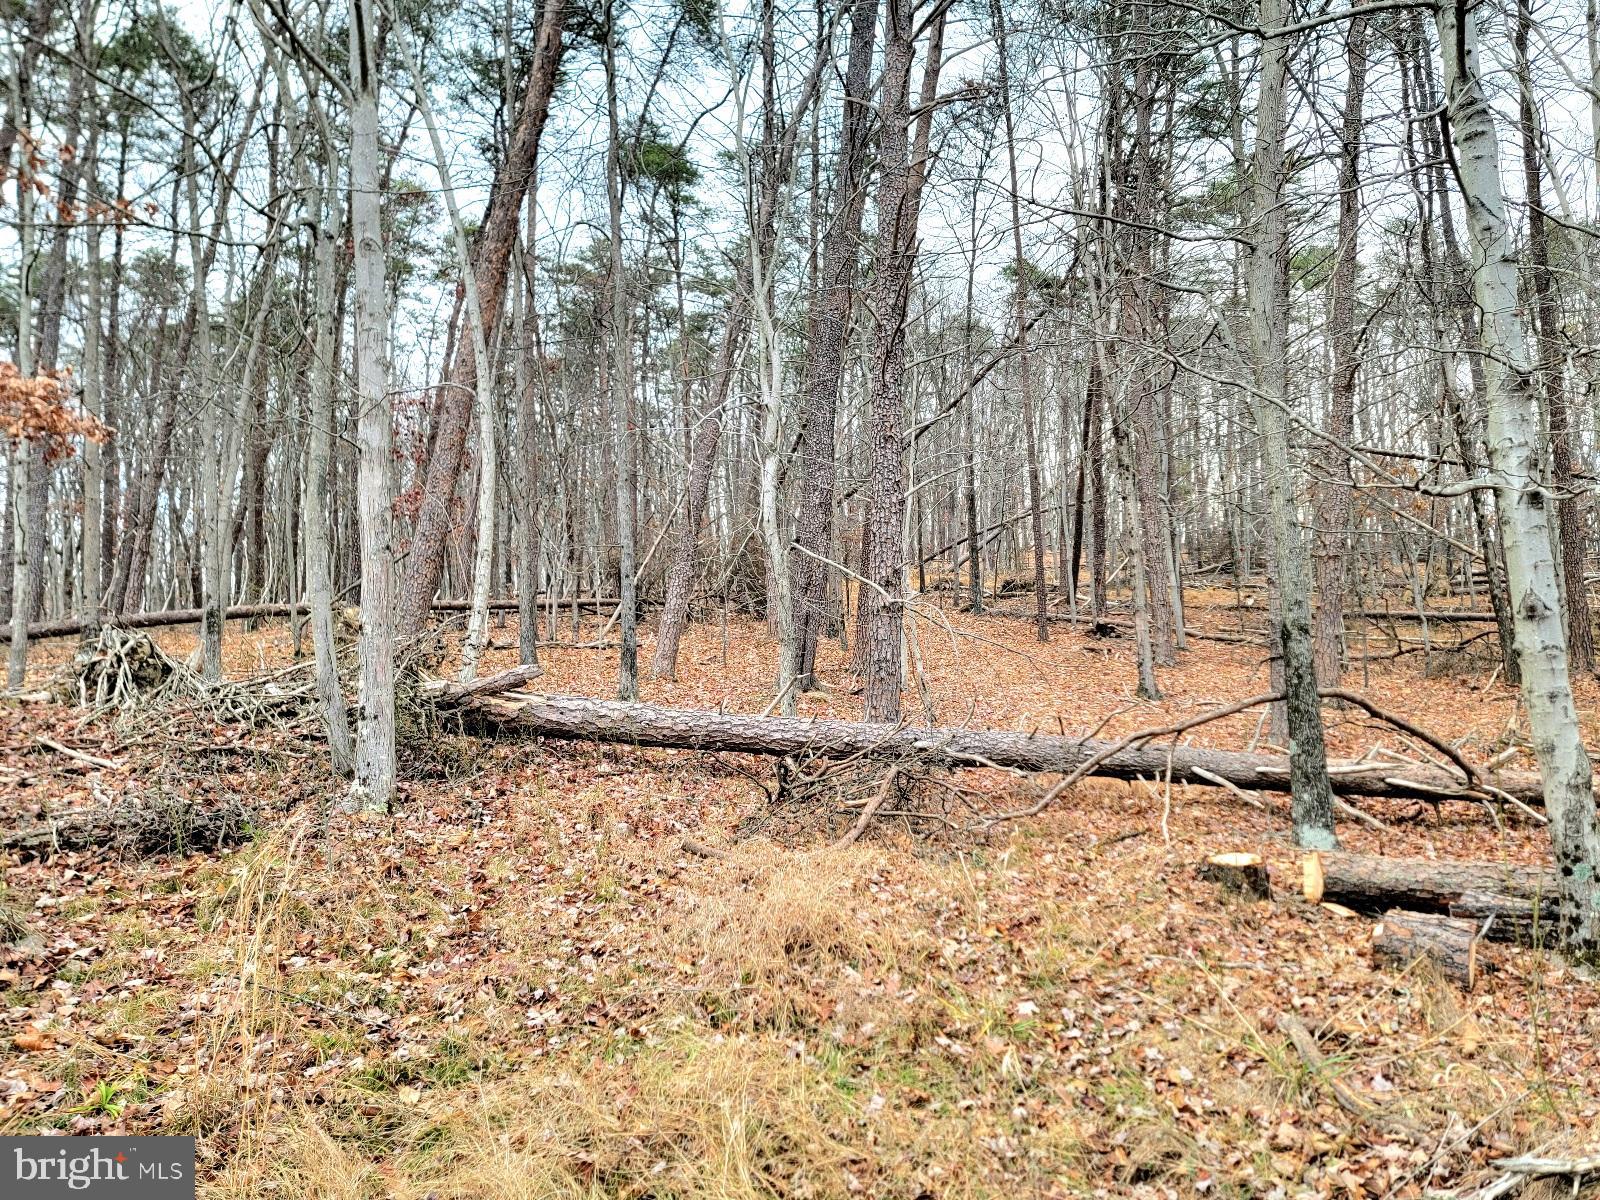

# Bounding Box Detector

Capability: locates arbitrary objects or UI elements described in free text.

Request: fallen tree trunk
[1306,850,1568,942]
[1371,910,1481,988]
[28,603,310,640]
[4,796,256,858]
[26,597,646,641]
[446,690,1549,806]
[1309,850,1558,911]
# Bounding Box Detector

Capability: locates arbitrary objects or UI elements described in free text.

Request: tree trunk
[603,0,638,701]
[1515,0,1594,677]
[1371,911,1480,988]
[1246,0,1336,849]
[1436,0,1600,945]
[862,0,918,722]
[791,0,878,689]
[398,0,565,638]
[447,690,1552,806]
[992,0,1048,644]
[1308,849,1559,913]
[1311,7,1368,681]
[348,0,396,812]
[301,115,353,776]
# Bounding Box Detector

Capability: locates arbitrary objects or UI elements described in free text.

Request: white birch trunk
[1437,0,1600,944]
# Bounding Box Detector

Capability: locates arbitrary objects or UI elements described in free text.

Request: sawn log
[1306,850,1567,942]
[445,690,1548,806]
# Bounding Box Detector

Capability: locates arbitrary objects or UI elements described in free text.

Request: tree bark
[992,0,1048,645]
[791,0,878,689]
[448,690,1552,806]
[861,0,918,722]
[1515,0,1593,676]
[1310,849,1558,912]
[348,0,396,812]
[1246,0,1336,849]
[397,0,565,638]
[1311,6,1368,681]
[1437,0,1600,945]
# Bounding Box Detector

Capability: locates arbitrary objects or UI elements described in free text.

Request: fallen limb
[419,663,544,704]
[26,598,646,642]
[1276,1013,1418,1136]
[442,690,1548,806]
[4,795,257,858]
[1490,1153,1600,1178]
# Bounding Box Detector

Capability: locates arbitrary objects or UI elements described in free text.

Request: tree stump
[1197,852,1272,900]
[1371,910,1480,989]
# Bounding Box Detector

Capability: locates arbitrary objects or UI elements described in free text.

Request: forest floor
[2,592,1597,1199]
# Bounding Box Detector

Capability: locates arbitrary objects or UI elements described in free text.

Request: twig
[834,767,903,848]
[1276,1013,1419,1136]
[34,736,122,771]
[1490,1153,1600,1177]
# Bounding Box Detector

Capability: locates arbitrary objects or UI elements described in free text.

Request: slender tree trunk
[1515,0,1593,676]
[791,0,877,689]
[348,0,396,811]
[991,0,1048,644]
[305,153,354,776]
[6,42,35,687]
[603,0,638,700]
[1311,6,1368,682]
[650,287,748,678]
[516,230,543,668]
[1247,0,1336,849]
[398,0,564,638]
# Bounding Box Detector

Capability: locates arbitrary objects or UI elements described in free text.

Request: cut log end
[1198,852,1272,901]
[1372,909,1480,989]
[1302,851,1326,905]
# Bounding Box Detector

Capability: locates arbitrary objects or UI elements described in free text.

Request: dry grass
[0,883,33,946]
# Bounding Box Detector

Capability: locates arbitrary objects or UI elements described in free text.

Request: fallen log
[1443,890,1567,945]
[27,603,311,641]
[1371,910,1481,988]
[4,795,257,858]
[25,597,648,642]
[1305,850,1569,943]
[1307,850,1559,912]
[442,690,1549,806]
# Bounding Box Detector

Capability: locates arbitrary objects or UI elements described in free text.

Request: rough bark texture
[1313,850,1559,913]
[398,0,565,638]
[1311,8,1368,681]
[452,691,1551,805]
[1371,910,1480,988]
[791,0,878,688]
[861,0,917,721]
[1247,0,1336,849]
